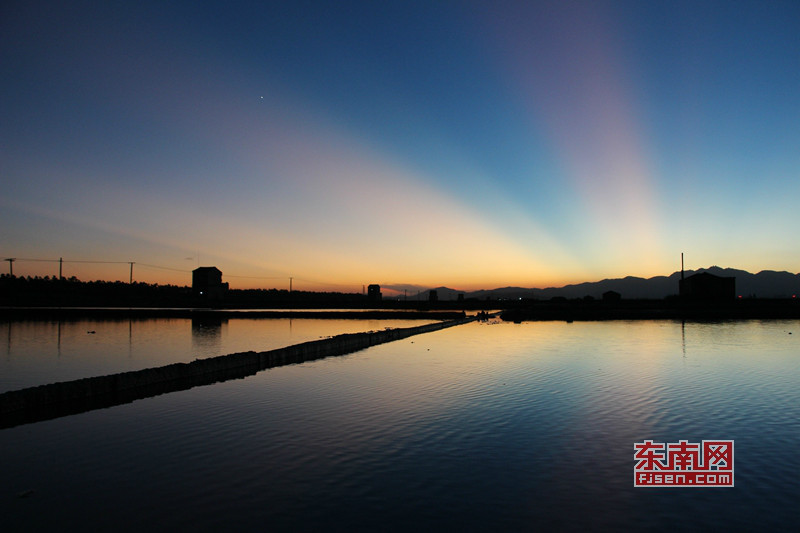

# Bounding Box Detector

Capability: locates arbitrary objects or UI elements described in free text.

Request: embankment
[0,317,474,429]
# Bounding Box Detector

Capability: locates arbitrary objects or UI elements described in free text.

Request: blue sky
[2,1,798,291]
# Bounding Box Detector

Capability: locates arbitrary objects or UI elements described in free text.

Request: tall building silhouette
[192,267,229,300]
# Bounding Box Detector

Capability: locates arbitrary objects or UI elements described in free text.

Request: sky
[2,0,798,293]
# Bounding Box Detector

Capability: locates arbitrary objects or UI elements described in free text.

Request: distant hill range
[419,267,800,301]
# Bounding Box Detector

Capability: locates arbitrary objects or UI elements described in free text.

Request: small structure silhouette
[679,272,735,299]
[429,290,438,302]
[367,284,382,302]
[192,266,229,300]
[602,290,621,302]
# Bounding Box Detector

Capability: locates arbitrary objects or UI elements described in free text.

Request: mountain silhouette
[405,267,800,301]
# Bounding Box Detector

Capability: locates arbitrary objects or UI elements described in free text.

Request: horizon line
[3,265,797,295]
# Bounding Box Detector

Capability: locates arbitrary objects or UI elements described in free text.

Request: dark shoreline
[3,299,800,322]
[0,307,467,321]
[499,298,800,322]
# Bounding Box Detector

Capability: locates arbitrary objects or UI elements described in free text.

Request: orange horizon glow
[3,257,753,295]
[3,3,798,292]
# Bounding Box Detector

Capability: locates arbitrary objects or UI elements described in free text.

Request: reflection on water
[0,318,437,393]
[191,316,226,354]
[1,319,799,531]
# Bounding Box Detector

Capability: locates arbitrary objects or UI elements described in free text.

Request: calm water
[2,319,799,531]
[0,317,437,393]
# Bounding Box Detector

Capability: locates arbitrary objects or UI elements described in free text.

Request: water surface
[2,319,798,531]
[0,317,436,392]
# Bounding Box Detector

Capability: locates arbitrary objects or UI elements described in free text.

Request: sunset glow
[2,1,798,291]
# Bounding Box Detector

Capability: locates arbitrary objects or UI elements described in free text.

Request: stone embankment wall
[0,317,474,429]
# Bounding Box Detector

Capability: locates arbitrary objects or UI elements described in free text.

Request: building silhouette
[679,272,735,299]
[368,284,382,302]
[192,266,229,300]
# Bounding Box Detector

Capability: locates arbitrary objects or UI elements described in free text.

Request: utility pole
[681,253,685,280]
[4,258,14,275]
[129,262,135,283]
[289,277,293,293]
[59,257,63,279]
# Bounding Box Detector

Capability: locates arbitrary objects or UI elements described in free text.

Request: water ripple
[2,319,799,531]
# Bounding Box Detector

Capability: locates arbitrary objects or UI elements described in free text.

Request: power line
[225,274,288,279]
[2,256,364,291]
[136,263,192,273]
[7,257,62,263]
[292,277,363,292]
[293,277,357,287]
[9,257,130,264]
